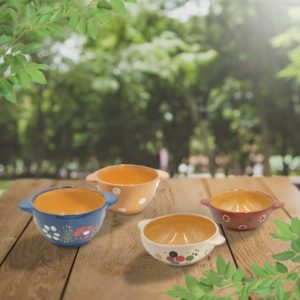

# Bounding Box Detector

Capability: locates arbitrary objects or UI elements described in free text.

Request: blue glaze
[19,186,117,247]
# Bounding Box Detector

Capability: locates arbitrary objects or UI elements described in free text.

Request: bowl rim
[209,189,274,214]
[141,213,222,247]
[93,164,159,187]
[31,186,107,218]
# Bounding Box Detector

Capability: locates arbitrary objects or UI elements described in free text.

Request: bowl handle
[100,191,118,207]
[208,234,226,246]
[201,198,211,207]
[86,171,99,183]
[272,201,284,210]
[137,219,152,231]
[155,169,170,180]
[19,198,34,214]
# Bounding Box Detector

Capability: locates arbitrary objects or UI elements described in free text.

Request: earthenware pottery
[138,213,226,266]
[201,189,284,231]
[19,186,117,247]
[86,164,169,215]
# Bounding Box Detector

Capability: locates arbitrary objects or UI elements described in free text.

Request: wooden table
[0,177,299,300]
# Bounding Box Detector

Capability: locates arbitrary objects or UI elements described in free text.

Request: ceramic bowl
[201,189,284,231]
[19,186,117,247]
[138,213,226,266]
[86,164,169,215]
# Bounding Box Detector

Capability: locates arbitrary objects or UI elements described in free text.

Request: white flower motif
[138,197,146,205]
[42,225,60,240]
[112,187,121,195]
[222,214,231,223]
[83,230,90,236]
[238,225,248,230]
[259,214,266,223]
[118,208,126,213]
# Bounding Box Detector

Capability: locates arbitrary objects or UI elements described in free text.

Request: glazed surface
[211,190,273,212]
[144,215,216,245]
[97,165,157,185]
[33,188,105,215]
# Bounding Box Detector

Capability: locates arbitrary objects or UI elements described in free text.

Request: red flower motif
[72,225,95,239]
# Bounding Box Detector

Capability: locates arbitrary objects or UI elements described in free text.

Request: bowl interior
[144,214,216,245]
[97,165,157,185]
[211,190,273,213]
[33,188,105,215]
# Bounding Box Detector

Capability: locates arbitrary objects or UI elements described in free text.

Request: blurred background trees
[1,0,300,178]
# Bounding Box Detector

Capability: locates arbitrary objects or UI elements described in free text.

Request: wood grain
[0,180,82,300]
[0,179,54,264]
[63,179,235,300]
[204,177,296,273]
[260,176,300,217]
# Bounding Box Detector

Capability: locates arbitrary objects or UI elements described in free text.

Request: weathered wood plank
[0,179,54,264]
[0,180,83,300]
[63,179,235,300]
[260,176,300,217]
[205,177,295,274]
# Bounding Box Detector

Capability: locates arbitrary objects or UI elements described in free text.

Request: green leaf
[295,281,300,298]
[17,71,31,88]
[26,68,47,84]
[0,63,9,75]
[87,21,98,39]
[270,233,293,242]
[185,275,204,296]
[224,262,235,279]
[198,281,213,292]
[22,43,43,54]
[292,239,300,252]
[97,0,112,10]
[263,262,277,275]
[166,289,182,298]
[291,218,300,235]
[272,251,295,261]
[0,79,16,102]
[111,0,127,15]
[69,15,80,29]
[291,255,300,263]
[232,268,244,282]
[77,18,86,34]
[256,287,273,295]
[216,256,226,275]
[275,262,288,273]
[0,35,12,46]
[276,284,285,300]
[285,272,297,281]
[250,264,266,277]
[284,291,292,300]
[275,220,294,237]
[124,0,136,2]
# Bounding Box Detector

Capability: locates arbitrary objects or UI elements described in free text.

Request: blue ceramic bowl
[19,186,117,247]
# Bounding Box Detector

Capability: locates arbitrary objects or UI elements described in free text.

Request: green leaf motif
[250,264,266,277]
[276,284,285,300]
[272,251,295,261]
[0,80,16,102]
[0,35,12,46]
[275,262,288,273]
[224,262,235,279]
[232,268,244,282]
[26,68,47,84]
[22,43,44,54]
[185,275,204,296]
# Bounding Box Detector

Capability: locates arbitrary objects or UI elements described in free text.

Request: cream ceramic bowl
[86,164,169,215]
[138,213,226,266]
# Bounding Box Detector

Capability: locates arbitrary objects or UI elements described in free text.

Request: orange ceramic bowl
[86,164,169,215]
[201,190,284,231]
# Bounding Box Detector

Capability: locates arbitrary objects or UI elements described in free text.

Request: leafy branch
[0,0,136,102]
[167,217,300,300]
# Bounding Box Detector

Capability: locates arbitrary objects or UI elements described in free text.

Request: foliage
[0,0,135,102]
[167,217,300,300]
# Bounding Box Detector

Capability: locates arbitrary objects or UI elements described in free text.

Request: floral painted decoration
[259,214,266,223]
[222,214,231,223]
[41,225,60,240]
[165,251,196,265]
[72,225,95,240]
[238,224,248,230]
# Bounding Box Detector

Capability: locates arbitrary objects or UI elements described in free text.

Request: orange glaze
[211,190,273,212]
[144,214,216,245]
[33,188,105,215]
[97,165,157,185]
